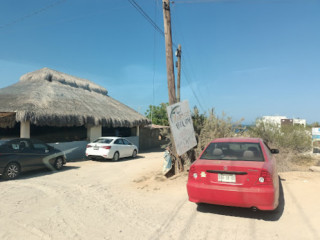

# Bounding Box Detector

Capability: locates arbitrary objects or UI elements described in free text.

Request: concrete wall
[139,127,169,151]
[126,136,139,149]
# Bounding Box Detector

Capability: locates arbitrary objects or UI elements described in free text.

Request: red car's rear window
[200,142,264,162]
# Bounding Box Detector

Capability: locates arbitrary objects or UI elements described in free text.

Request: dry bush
[249,119,314,171]
[276,150,318,172]
[249,120,312,152]
[275,148,295,172]
[195,110,244,156]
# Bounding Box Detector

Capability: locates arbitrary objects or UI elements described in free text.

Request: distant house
[0,68,150,144]
[261,116,287,126]
[260,116,306,127]
[293,118,306,127]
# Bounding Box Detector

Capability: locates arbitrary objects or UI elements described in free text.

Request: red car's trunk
[192,159,268,187]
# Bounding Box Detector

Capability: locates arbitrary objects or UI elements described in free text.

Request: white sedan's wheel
[112,152,120,161]
[132,149,137,158]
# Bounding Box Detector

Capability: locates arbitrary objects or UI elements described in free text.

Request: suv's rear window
[200,142,264,162]
[0,140,9,146]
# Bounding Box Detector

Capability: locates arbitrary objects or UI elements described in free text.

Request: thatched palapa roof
[0,68,150,128]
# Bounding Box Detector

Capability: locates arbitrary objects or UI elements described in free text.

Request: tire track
[150,198,187,240]
[178,205,198,240]
[284,183,319,240]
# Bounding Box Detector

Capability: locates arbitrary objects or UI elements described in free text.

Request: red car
[187,138,279,211]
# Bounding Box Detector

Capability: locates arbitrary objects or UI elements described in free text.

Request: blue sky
[0,0,319,124]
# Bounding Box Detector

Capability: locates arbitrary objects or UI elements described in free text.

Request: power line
[128,0,204,110]
[170,4,206,112]
[128,0,164,36]
[127,0,178,49]
[181,57,206,112]
[0,0,67,30]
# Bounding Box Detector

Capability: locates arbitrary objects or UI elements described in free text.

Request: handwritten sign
[167,100,197,156]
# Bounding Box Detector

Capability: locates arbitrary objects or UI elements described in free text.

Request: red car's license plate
[218,174,236,183]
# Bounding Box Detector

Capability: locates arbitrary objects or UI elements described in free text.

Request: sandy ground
[1,151,320,240]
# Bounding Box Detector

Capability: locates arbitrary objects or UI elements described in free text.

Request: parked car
[0,138,67,180]
[86,137,138,161]
[187,137,279,211]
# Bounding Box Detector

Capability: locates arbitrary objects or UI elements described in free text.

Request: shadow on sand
[0,165,80,182]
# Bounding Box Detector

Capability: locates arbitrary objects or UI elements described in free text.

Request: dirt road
[1,151,320,240]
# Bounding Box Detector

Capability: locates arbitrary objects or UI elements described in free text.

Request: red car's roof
[211,137,263,143]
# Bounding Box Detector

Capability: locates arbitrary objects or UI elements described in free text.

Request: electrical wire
[181,57,206,112]
[127,0,178,49]
[128,0,205,111]
[128,0,164,36]
[170,4,207,112]
[0,0,67,30]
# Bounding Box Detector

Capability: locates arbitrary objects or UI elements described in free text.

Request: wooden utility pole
[162,0,184,174]
[176,44,181,102]
[162,0,176,105]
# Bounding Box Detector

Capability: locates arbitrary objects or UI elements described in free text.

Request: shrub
[249,119,312,152]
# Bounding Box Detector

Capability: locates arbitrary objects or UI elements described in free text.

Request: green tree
[145,103,169,126]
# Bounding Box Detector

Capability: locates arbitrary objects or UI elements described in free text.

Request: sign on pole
[167,100,197,156]
[312,128,320,139]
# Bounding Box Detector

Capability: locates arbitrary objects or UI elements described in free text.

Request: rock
[309,166,320,172]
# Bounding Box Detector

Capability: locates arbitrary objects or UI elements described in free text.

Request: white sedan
[85,137,138,161]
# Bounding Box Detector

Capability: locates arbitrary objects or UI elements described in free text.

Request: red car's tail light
[189,165,198,180]
[102,146,111,149]
[86,144,92,148]
[256,170,273,185]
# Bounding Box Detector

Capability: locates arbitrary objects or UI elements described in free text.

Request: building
[261,116,287,126]
[260,116,306,127]
[0,68,150,144]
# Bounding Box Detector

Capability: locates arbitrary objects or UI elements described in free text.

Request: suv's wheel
[3,162,20,180]
[112,152,120,161]
[132,149,137,158]
[54,157,64,170]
